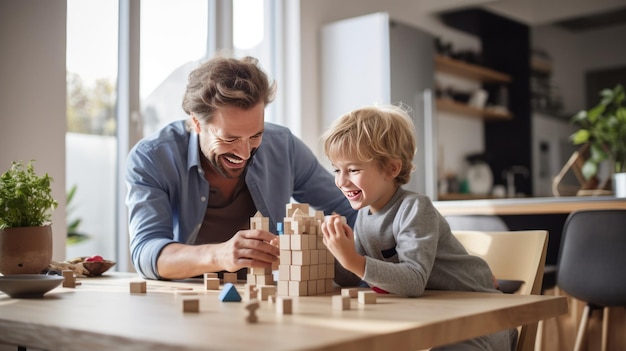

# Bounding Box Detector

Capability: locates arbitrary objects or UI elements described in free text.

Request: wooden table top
[434,195,626,216]
[0,273,568,351]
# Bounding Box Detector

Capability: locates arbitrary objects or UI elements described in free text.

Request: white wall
[0,0,67,261]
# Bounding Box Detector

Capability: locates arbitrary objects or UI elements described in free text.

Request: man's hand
[216,229,280,272]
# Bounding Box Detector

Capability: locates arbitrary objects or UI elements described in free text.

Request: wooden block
[333,295,351,310]
[326,263,335,278]
[277,281,289,296]
[327,251,335,263]
[278,264,290,281]
[250,211,269,231]
[130,280,147,294]
[279,235,291,250]
[325,279,334,293]
[280,250,292,265]
[316,279,325,294]
[244,284,258,301]
[223,272,237,284]
[310,249,319,265]
[290,235,309,250]
[290,265,310,281]
[288,281,308,296]
[317,236,325,249]
[205,277,220,290]
[291,250,311,265]
[256,274,274,286]
[203,272,218,279]
[358,290,377,304]
[283,220,294,235]
[62,270,75,288]
[318,249,327,264]
[308,234,318,249]
[318,263,327,279]
[182,299,199,313]
[342,288,359,298]
[309,265,319,280]
[277,296,292,315]
[246,274,256,285]
[307,280,317,295]
[250,267,272,275]
[258,286,276,301]
[286,203,309,217]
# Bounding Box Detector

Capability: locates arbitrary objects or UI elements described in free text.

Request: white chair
[452,230,549,351]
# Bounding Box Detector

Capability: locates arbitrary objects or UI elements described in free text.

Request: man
[126,55,356,280]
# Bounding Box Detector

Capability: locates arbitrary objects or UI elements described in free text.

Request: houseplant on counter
[0,161,58,275]
[570,84,626,196]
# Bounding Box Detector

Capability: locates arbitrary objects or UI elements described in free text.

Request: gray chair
[556,209,626,351]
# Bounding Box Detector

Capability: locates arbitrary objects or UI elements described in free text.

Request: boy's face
[195,102,265,179]
[330,156,400,213]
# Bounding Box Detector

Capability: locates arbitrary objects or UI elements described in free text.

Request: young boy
[320,104,517,351]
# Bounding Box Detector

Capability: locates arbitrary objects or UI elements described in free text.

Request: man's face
[195,102,265,179]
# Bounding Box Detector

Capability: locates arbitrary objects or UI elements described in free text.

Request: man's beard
[206,148,257,179]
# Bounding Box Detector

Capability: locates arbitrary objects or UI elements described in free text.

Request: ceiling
[482,0,626,30]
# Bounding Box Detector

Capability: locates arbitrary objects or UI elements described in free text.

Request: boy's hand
[321,215,365,277]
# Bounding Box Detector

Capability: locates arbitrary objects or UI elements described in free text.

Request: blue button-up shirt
[125,120,357,279]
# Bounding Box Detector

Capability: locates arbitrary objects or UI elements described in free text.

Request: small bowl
[0,274,64,298]
[81,260,116,277]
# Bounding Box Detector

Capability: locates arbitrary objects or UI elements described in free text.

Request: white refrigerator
[321,12,438,198]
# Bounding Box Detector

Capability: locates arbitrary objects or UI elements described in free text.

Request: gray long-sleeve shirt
[335,187,496,297]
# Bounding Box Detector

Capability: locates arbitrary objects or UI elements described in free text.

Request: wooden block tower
[276,203,335,296]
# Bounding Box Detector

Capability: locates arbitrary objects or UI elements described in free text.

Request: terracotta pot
[0,225,52,275]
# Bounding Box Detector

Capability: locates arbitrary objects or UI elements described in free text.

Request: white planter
[614,172,626,198]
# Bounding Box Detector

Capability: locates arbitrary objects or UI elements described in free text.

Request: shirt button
[201,196,206,202]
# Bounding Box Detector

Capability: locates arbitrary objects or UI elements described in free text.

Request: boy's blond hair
[322,104,417,185]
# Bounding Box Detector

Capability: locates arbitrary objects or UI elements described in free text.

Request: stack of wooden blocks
[276,203,336,296]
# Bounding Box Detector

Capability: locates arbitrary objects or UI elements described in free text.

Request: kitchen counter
[433,196,626,216]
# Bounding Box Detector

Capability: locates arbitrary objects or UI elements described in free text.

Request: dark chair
[556,209,626,351]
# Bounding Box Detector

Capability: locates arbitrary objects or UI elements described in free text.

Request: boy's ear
[387,159,402,179]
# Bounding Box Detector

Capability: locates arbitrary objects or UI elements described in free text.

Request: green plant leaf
[0,161,57,228]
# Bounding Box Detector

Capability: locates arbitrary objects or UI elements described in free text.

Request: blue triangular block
[219,283,242,302]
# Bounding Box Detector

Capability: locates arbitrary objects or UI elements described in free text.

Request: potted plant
[570,84,626,196]
[0,161,58,274]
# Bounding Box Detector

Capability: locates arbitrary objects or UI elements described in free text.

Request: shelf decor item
[570,84,626,195]
[0,161,58,275]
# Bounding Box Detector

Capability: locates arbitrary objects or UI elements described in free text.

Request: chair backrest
[452,230,548,296]
[452,230,549,351]
[557,209,626,307]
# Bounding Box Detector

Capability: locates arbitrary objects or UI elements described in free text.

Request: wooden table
[0,273,568,351]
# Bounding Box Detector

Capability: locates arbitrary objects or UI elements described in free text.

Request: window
[66,0,292,270]
[66,0,119,261]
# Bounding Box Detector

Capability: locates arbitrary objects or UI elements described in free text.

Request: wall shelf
[436,98,512,120]
[435,55,512,83]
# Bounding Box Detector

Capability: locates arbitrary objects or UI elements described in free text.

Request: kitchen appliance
[321,12,436,198]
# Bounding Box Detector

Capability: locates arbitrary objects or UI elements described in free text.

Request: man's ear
[191,114,202,133]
